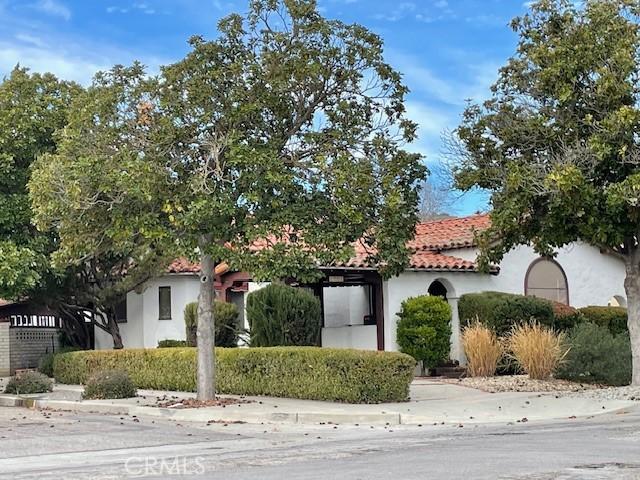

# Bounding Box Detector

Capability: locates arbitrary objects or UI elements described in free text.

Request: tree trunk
[624,259,640,386]
[107,312,124,350]
[197,236,216,400]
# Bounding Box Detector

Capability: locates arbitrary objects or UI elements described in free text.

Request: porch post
[374,275,384,351]
[448,296,466,365]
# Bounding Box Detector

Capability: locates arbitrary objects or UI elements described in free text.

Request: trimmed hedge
[53,347,416,403]
[459,291,576,335]
[557,322,631,386]
[396,295,451,370]
[38,347,81,377]
[578,306,628,335]
[158,339,187,348]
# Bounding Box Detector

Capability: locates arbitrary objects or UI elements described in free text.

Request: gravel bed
[438,375,640,401]
[562,385,640,401]
[438,375,601,393]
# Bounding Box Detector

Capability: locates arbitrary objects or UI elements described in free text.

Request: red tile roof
[168,214,495,275]
[167,258,200,274]
[339,249,482,272]
[409,214,491,251]
[168,258,230,275]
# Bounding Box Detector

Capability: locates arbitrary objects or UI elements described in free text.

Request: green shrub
[82,369,137,399]
[184,301,197,346]
[459,291,561,335]
[53,347,416,403]
[184,301,240,347]
[578,306,627,335]
[157,339,187,348]
[246,283,321,347]
[550,301,584,332]
[38,347,81,377]
[396,295,451,371]
[557,322,631,386]
[4,371,53,394]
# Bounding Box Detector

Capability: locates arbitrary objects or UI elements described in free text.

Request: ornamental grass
[507,322,568,380]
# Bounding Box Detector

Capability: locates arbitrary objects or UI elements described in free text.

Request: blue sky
[0,0,532,215]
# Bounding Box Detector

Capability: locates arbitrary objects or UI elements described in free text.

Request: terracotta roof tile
[169,214,495,275]
[167,259,229,275]
[409,213,491,251]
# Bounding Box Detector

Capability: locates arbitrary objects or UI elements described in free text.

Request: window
[159,286,172,320]
[428,280,448,300]
[115,299,127,323]
[525,258,569,305]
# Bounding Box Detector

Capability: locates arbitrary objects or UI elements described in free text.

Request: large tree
[453,0,640,384]
[0,67,80,299]
[32,0,426,399]
[29,64,175,348]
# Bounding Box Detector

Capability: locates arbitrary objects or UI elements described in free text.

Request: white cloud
[391,50,499,106]
[374,2,416,22]
[32,0,70,21]
[14,32,47,48]
[0,42,105,83]
[107,2,162,15]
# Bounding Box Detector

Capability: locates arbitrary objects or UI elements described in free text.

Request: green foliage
[38,347,81,377]
[4,371,53,394]
[578,306,628,336]
[0,67,80,300]
[246,284,321,347]
[53,347,416,403]
[396,295,451,369]
[452,0,640,378]
[82,369,137,399]
[157,339,187,348]
[557,323,631,386]
[459,292,565,336]
[184,302,197,347]
[184,301,240,347]
[454,0,640,258]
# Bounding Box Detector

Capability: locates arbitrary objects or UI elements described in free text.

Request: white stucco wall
[95,274,200,350]
[321,325,377,350]
[384,242,626,358]
[97,241,626,355]
[323,286,369,327]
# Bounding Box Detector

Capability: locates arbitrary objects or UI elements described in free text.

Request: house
[95,214,628,362]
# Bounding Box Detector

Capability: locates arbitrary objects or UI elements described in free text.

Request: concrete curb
[0,394,635,426]
[0,395,403,425]
[0,394,24,407]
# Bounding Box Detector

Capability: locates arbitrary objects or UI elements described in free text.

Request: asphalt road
[1,405,640,480]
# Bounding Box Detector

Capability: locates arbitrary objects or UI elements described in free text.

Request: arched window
[525,258,569,305]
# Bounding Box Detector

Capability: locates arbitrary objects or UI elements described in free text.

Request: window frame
[524,257,570,305]
[158,286,172,320]
[115,298,127,324]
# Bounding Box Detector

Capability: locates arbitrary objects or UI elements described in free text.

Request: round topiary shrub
[246,283,322,347]
[396,295,451,373]
[184,300,240,347]
[4,371,53,394]
[82,369,137,399]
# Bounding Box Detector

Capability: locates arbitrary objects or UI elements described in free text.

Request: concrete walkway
[1,378,635,426]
